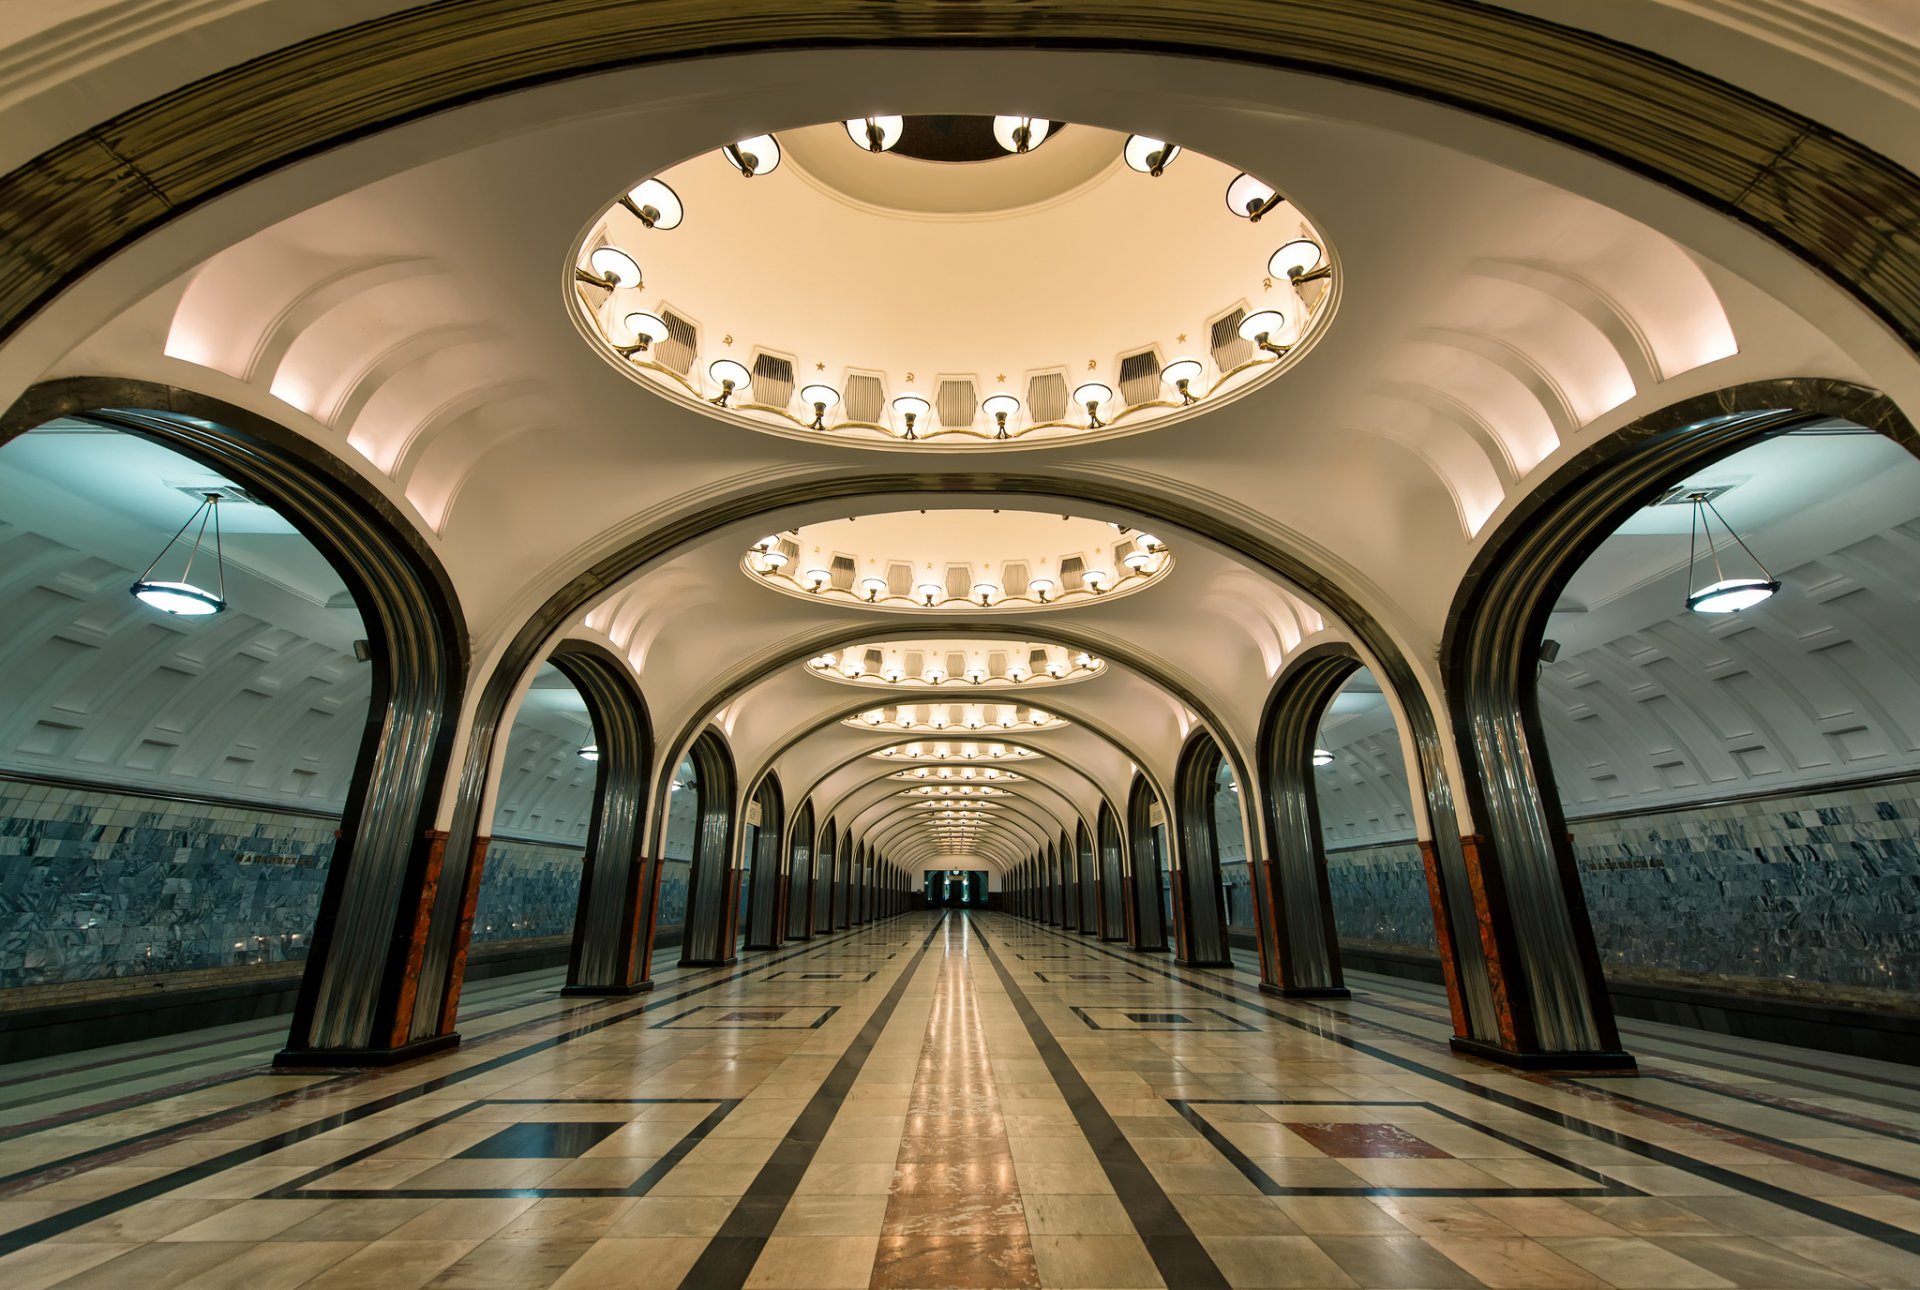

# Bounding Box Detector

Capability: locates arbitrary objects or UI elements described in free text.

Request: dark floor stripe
[972,916,1230,1290]
[1008,916,1920,1255]
[0,918,908,1250]
[676,914,946,1290]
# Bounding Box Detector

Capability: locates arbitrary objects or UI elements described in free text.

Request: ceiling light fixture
[892,394,930,439]
[861,575,888,602]
[1312,748,1335,767]
[1027,578,1054,604]
[619,311,669,356]
[918,582,943,608]
[972,582,998,607]
[800,383,839,430]
[1684,491,1780,614]
[131,492,227,616]
[1225,172,1284,221]
[982,394,1021,439]
[1269,238,1329,283]
[578,745,600,761]
[1123,134,1181,176]
[846,115,904,152]
[1161,358,1203,405]
[1072,382,1113,429]
[992,115,1051,154]
[620,178,684,230]
[1237,310,1289,356]
[581,246,642,291]
[721,134,781,177]
[708,359,751,406]
[804,567,831,593]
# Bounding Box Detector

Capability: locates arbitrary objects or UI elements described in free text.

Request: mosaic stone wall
[0,777,588,991]
[470,837,584,944]
[0,779,336,989]
[1325,778,1920,998]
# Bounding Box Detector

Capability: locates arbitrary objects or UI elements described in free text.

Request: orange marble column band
[1458,833,1522,1050]
[387,828,449,1048]
[436,833,492,1034]
[1416,838,1470,1038]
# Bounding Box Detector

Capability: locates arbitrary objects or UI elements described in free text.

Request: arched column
[1097,804,1126,941]
[544,640,653,995]
[1440,379,1918,1068]
[1126,778,1170,952]
[743,774,784,950]
[1056,833,1076,931]
[785,800,816,940]
[813,821,837,934]
[1,379,469,1066]
[670,730,739,967]
[1256,643,1360,998]
[1075,821,1097,934]
[1173,736,1235,968]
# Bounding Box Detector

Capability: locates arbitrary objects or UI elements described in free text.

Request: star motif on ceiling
[1177,334,1187,343]
[996,374,1006,383]
[815,361,826,371]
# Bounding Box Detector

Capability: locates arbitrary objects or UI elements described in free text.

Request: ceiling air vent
[944,564,973,600]
[1029,648,1050,671]
[887,561,913,596]
[1210,307,1252,371]
[752,352,795,410]
[1027,371,1068,423]
[655,310,699,375]
[1001,561,1030,595]
[777,537,800,564]
[904,650,924,675]
[935,378,977,429]
[844,373,885,423]
[829,554,856,591]
[1117,348,1162,407]
[1647,482,1739,507]
[946,650,968,677]
[170,483,262,506]
[987,650,1008,676]
[1059,555,1085,591]
[864,647,885,671]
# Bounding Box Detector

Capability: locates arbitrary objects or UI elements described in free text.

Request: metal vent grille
[752,352,795,409]
[1059,555,1085,591]
[170,483,262,506]
[776,538,800,564]
[944,564,972,599]
[1029,648,1050,671]
[887,561,913,596]
[904,650,924,675]
[1027,371,1068,422]
[1117,349,1161,407]
[829,554,856,591]
[946,651,967,677]
[1210,307,1252,371]
[935,379,977,428]
[864,647,884,671]
[656,310,699,375]
[1001,561,1029,595]
[844,373,885,423]
[987,650,1008,676]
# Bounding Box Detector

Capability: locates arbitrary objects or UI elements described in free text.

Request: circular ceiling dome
[744,511,1170,612]
[569,117,1335,448]
[888,766,1023,783]
[871,740,1043,763]
[842,702,1065,734]
[808,637,1104,687]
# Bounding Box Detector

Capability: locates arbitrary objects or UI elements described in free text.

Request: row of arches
[5,376,1913,1069]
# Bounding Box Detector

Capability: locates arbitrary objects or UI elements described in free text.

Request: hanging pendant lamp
[130,493,227,616]
[1683,492,1780,614]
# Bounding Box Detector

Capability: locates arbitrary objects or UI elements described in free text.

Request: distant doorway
[927,870,988,907]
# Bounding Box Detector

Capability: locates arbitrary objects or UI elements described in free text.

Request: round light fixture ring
[1686,577,1781,614]
[722,134,782,177]
[130,579,225,616]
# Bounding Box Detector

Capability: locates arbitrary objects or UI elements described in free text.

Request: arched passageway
[740,773,784,951]
[1126,777,1172,953]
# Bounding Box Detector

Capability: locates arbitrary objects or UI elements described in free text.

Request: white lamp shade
[972,582,998,601]
[1312,748,1335,767]
[587,246,642,287]
[1161,358,1203,388]
[1026,577,1055,596]
[577,745,600,761]
[1072,382,1113,407]
[1237,309,1286,341]
[758,549,789,569]
[804,567,831,588]
[1687,577,1780,613]
[860,575,889,596]
[845,115,904,151]
[1123,134,1181,173]
[622,311,669,342]
[1123,550,1152,571]
[1225,172,1279,217]
[800,383,840,409]
[992,115,1051,152]
[624,178,684,229]
[1084,567,1112,588]
[723,134,782,175]
[892,394,931,418]
[917,583,944,603]
[982,394,1020,419]
[1269,238,1325,278]
[131,579,223,616]
[709,359,752,390]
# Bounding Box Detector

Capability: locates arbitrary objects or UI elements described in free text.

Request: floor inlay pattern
[1,911,1917,1289]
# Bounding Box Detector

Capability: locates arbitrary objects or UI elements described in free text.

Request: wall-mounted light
[1123,548,1153,573]
[1084,567,1112,594]
[721,134,781,177]
[1684,491,1780,613]
[925,662,947,683]
[1123,134,1181,176]
[860,575,888,602]
[892,394,930,439]
[882,663,905,683]
[708,358,752,406]
[620,178,684,230]
[1225,172,1283,221]
[972,582,998,608]
[1312,748,1335,767]
[846,115,904,152]
[1161,358,1203,405]
[982,394,1021,439]
[800,383,839,430]
[804,567,831,593]
[1072,382,1113,429]
[577,745,600,761]
[1237,310,1288,356]
[581,246,642,291]
[917,582,942,607]
[1269,238,1329,283]
[131,493,227,616]
[1027,577,1055,603]
[619,311,669,356]
[992,115,1051,153]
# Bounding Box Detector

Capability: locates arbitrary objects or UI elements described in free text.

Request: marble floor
[1,911,1918,1289]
